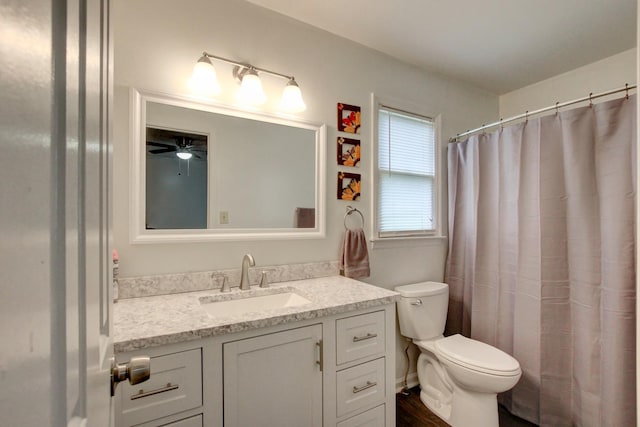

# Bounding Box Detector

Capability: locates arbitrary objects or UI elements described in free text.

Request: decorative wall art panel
[338,172,361,201]
[337,137,361,167]
[337,103,361,134]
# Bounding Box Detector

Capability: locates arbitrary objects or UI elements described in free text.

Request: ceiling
[245,0,637,94]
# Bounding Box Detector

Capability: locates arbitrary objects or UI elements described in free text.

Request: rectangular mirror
[130,89,326,243]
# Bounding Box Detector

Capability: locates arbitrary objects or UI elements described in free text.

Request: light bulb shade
[237,69,266,105]
[176,151,193,160]
[280,79,306,113]
[189,56,221,97]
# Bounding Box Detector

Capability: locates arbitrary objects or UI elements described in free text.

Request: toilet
[395,282,521,427]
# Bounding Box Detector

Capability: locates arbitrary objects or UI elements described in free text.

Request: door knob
[110,356,150,396]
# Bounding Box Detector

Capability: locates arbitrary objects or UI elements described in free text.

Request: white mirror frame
[130,88,326,243]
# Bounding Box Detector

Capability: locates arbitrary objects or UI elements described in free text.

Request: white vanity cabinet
[115,304,396,427]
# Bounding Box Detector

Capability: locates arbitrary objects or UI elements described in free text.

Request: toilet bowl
[396,282,521,427]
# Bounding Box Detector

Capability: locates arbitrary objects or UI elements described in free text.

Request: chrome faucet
[240,254,255,290]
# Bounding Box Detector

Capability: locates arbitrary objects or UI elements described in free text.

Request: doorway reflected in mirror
[146,127,208,229]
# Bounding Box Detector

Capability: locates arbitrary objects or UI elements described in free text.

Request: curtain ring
[525,111,528,124]
[589,92,593,108]
[499,118,503,131]
[625,83,629,100]
[555,101,560,116]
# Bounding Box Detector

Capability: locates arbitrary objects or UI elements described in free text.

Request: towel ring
[344,206,365,230]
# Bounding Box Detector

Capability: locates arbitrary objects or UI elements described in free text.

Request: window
[375,105,437,238]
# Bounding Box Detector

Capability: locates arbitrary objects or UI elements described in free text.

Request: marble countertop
[114,276,398,353]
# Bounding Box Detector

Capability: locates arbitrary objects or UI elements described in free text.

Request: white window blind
[377,107,436,237]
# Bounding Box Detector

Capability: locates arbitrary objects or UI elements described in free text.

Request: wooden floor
[396,386,537,427]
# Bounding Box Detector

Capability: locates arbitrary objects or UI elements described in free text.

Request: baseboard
[395,372,419,393]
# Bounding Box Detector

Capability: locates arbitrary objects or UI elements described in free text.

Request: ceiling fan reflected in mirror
[146,127,208,160]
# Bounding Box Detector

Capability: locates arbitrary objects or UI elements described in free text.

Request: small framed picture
[338,172,361,201]
[337,137,361,167]
[337,103,361,134]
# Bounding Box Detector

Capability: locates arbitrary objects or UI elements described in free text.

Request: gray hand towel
[339,228,370,279]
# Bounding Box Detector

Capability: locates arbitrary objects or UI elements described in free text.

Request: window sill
[369,235,447,250]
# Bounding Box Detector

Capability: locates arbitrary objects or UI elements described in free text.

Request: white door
[223,325,323,427]
[0,0,114,425]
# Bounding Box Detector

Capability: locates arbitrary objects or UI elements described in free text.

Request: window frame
[371,94,444,242]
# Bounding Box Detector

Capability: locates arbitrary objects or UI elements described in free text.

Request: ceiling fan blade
[149,148,175,154]
[147,141,174,148]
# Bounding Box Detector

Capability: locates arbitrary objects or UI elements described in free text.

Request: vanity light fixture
[188,55,221,97]
[190,52,306,112]
[280,78,306,113]
[236,67,267,105]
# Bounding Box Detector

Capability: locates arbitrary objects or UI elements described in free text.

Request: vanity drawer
[337,404,385,427]
[336,311,385,365]
[119,349,202,427]
[336,358,385,417]
[158,414,202,427]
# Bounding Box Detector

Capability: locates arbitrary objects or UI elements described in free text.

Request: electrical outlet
[219,211,229,224]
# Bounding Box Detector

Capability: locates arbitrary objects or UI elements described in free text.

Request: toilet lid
[435,335,521,376]
[395,282,448,297]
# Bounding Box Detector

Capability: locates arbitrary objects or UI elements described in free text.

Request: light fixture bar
[202,52,294,81]
[193,52,306,112]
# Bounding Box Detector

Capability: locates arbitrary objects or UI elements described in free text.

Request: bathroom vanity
[113,276,398,427]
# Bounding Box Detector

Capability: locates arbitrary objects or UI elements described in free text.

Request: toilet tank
[395,282,449,340]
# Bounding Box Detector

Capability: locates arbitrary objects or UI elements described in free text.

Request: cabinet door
[223,324,323,427]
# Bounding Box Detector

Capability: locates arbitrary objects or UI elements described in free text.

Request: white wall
[113,0,497,278]
[112,0,498,382]
[500,48,636,117]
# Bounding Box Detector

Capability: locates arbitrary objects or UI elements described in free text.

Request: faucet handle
[259,269,274,288]
[212,273,230,293]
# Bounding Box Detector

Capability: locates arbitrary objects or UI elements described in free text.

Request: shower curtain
[445,95,636,426]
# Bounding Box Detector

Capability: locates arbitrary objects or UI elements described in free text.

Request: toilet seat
[435,335,521,377]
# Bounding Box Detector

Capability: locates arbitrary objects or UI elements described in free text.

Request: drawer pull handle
[352,381,377,394]
[316,340,323,372]
[131,382,179,400]
[352,333,378,342]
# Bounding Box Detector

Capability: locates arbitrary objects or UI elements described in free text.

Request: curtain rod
[449,83,637,143]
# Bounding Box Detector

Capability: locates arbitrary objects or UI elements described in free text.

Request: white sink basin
[199,289,312,318]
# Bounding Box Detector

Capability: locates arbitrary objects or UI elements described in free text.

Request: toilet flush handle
[410,299,422,306]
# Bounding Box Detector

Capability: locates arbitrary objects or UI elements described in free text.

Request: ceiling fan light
[237,68,266,105]
[189,55,221,97]
[176,150,193,160]
[280,78,306,113]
